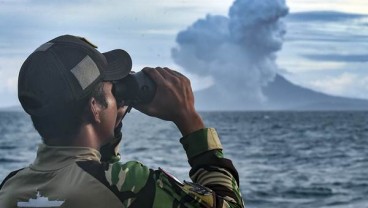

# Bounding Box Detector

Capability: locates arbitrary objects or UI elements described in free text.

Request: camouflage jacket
[0,128,245,207]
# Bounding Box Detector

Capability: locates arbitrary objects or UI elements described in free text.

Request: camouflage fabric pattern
[104,128,245,207]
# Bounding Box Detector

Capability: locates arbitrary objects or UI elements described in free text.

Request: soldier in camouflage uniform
[0,35,244,208]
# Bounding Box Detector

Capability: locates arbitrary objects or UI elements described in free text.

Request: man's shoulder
[104,160,151,193]
[0,168,25,190]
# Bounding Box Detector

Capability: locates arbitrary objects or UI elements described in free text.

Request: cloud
[172,0,289,105]
[277,58,346,73]
[275,9,368,101]
[279,9,368,79]
[303,54,368,63]
[309,72,368,99]
[0,57,22,108]
[0,0,232,63]
[287,11,367,22]
[0,0,235,107]
[284,10,368,44]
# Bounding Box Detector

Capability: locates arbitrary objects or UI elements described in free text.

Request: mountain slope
[195,74,368,110]
[263,75,368,110]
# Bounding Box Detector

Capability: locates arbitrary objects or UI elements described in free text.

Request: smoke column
[171,0,289,109]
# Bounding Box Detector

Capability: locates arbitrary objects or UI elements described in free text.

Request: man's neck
[43,124,101,150]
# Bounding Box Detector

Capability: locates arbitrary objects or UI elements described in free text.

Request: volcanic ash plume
[171,0,289,108]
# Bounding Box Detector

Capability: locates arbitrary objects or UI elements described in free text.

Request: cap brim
[102,49,132,81]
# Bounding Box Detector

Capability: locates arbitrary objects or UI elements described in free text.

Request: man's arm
[180,128,244,207]
[100,67,244,207]
[134,67,244,207]
[102,127,244,208]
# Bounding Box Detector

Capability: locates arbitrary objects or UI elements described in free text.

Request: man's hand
[134,67,204,136]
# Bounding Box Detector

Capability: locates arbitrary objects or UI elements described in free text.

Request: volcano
[195,74,368,111]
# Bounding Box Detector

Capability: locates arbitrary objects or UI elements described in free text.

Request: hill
[195,74,368,111]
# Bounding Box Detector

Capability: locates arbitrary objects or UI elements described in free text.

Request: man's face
[98,82,127,144]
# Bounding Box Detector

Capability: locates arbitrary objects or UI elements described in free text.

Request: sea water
[0,111,367,208]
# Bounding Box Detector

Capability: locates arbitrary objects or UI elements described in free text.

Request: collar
[30,144,102,171]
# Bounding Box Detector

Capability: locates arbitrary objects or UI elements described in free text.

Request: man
[0,35,244,207]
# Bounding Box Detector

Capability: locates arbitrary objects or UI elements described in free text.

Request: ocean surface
[0,111,367,208]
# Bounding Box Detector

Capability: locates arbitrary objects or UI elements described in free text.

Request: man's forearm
[180,128,245,207]
[174,112,205,136]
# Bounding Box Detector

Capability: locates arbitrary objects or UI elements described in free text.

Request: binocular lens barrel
[112,71,156,106]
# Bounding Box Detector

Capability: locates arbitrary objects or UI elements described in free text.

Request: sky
[0,0,368,108]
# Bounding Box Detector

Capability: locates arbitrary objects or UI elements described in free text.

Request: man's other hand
[134,67,204,136]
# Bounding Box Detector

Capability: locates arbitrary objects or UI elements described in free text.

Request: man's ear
[89,97,103,123]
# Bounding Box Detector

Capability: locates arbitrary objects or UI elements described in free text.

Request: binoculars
[112,71,156,106]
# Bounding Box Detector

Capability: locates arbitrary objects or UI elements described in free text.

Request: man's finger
[142,67,165,84]
[156,67,181,82]
[164,68,190,84]
[164,68,184,78]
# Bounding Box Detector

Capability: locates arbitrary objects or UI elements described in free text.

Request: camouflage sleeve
[103,128,244,208]
[180,128,245,207]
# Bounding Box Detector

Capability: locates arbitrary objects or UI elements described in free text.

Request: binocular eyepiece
[112,71,156,106]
